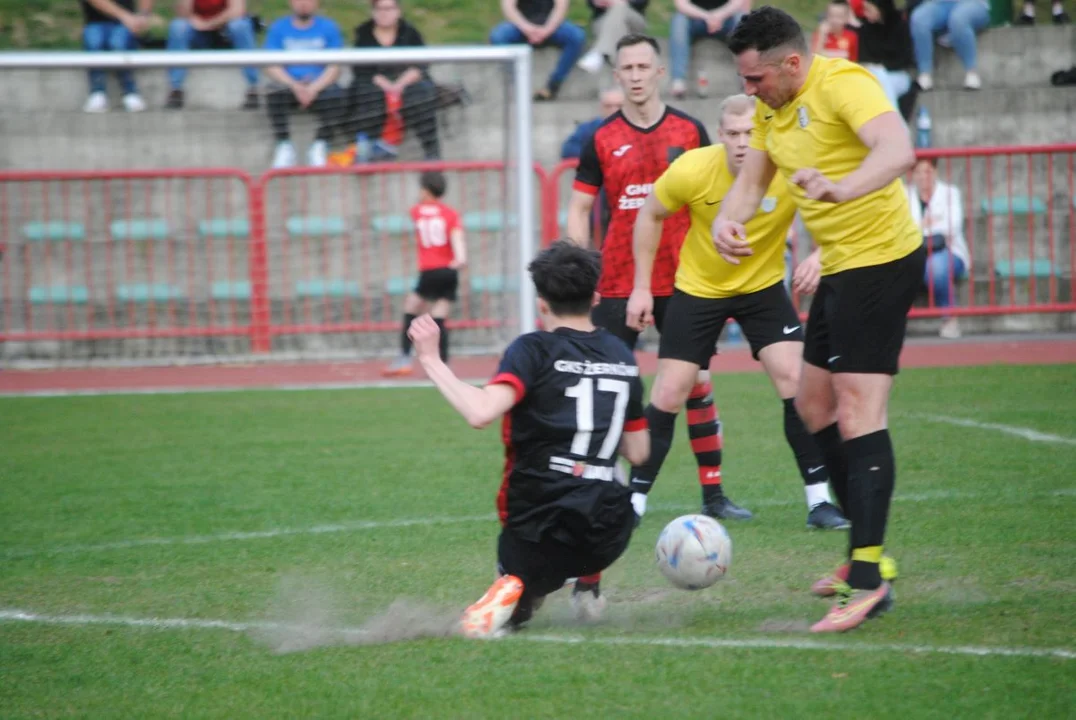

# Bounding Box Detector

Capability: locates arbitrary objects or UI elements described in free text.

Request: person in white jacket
[907,157,969,338]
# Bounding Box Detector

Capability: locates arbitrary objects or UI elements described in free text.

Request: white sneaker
[307,139,328,168]
[939,317,962,339]
[271,141,297,169]
[122,93,146,112]
[459,575,524,639]
[571,587,607,623]
[670,79,687,99]
[83,92,109,113]
[577,49,604,74]
[917,73,934,91]
[963,71,982,90]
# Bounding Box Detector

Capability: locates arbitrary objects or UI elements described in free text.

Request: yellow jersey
[654,144,796,299]
[749,55,921,275]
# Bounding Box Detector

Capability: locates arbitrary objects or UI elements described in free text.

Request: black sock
[400,313,417,356]
[845,430,895,590]
[686,381,725,505]
[630,405,677,495]
[812,423,848,518]
[434,318,448,362]
[783,398,830,492]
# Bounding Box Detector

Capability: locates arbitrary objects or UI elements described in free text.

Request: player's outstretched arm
[712,148,777,264]
[408,315,516,428]
[566,190,597,247]
[619,429,650,467]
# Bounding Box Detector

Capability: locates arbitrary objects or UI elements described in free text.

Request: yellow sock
[852,546,883,564]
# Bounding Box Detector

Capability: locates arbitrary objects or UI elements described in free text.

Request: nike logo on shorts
[828,355,841,364]
[783,325,800,334]
[807,465,824,474]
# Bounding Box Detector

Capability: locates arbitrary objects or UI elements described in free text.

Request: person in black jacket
[349,0,440,160]
[855,0,917,121]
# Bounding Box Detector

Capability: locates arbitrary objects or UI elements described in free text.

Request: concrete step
[928,25,1075,90]
[922,86,1076,146]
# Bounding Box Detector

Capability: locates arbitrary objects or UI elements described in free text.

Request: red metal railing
[1,146,1072,358]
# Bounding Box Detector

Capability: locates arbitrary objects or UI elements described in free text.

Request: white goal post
[0,46,537,365]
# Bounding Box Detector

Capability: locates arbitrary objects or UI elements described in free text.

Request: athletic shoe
[242,88,260,110]
[122,93,146,113]
[165,89,184,110]
[382,356,413,377]
[571,579,606,623]
[810,581,894,633]
[271,141,297,169]
[811,556,899,597]
[702,494,753,521]
[806,502,850,530]
[307,139,329,168]
[83,92,109,113]
[459,574,524,639]
[576,49,604,74]
[963,71,982,90]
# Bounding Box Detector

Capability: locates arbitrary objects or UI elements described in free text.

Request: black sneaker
[165,89,184,110]
[807,501,851,530]
[242,88,260,110]
[702,494,753,521]
[1054,11,1071,24]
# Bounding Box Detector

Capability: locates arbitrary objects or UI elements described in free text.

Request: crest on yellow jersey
[797,106,809,128]
[761,196,778,213]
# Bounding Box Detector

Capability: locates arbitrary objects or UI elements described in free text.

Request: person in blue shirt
[264,0,346,168]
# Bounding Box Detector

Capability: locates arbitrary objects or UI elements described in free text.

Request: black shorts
[414,268,458,302]
[591,295,671,350]
[497,515,634,602]
[803,246,927,375]
[659,282,804,366]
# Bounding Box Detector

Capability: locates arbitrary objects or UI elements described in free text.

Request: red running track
[1,336,1073,396]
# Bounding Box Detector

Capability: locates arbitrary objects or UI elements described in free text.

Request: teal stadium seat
[198,218,250,238]
[979,196,1047,216]
[286,215,346,236]
[463,210,517,232]
[110,218,170,241]
[115,283,186,302]
[993,259,1061,278]
[29,284,89,304]
[211,281,252,301]
[386,276,418,296]
[21,221,86,242]
[294,279,361,298]
[371,214,414,235]
[470,274,520,294]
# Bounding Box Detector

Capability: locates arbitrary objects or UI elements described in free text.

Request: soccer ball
[655,514,732,590]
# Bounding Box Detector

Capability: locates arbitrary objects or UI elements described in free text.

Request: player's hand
[792,248,822,295]
[791,168,850,203]
[711,217,752,265]
[625,287,654,332]
[407,314,442,362]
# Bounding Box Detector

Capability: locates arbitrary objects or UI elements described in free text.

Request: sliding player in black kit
[407,241,650,638]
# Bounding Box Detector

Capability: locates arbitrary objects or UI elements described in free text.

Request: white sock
[805,482,832,509]
[1052,1,1063,14]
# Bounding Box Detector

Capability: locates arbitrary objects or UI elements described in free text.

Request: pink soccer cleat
[811,563,850,597]
[810,582,894,633]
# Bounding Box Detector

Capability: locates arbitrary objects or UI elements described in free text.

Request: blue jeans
[167,17,258,89]
[83,22,138,95]
[910,0,990,74]
[924,248,966,308]
[669,12,743,82]
[489,21,586,89]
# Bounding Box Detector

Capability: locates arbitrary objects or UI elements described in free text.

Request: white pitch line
[0,378,475,399]
[919,415,1076,447]
[5,488,1072,560]
[0,609,1072,661]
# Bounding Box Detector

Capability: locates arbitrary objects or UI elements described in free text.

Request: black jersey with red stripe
[489,326,646,541]
[573,106,710,298]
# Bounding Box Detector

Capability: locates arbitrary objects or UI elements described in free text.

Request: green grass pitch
[1,364,1074,718]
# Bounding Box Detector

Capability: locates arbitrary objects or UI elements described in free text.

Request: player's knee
[834,391,886,439]
[403,293,424,314]
[794,392,834,430]
[651,373,694,413]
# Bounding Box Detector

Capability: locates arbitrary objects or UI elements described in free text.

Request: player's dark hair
[419,171,446,198]
[727,7,808,56]
[615,33,661,56]
[528,240,602,317]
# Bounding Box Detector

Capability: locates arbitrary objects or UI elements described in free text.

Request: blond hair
[718,94,756,127]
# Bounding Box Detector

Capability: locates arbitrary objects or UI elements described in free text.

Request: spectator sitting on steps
[490,0,587,101]
[165,0,260,110]
[264,0,347,169]
[577,0,650,75]
[906,157,969,339]
[560,88,624,159]
[667,0,751,99]
[349,0,441,161]
[909,0,989,91]
[80,0,156,113]
[1016,0,1071,24]
[812,0,859,60]
[855,0,916,120]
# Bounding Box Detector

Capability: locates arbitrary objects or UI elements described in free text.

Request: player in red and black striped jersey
[384,171,466,377]
[566,34,752,530]
[408,241,649,638]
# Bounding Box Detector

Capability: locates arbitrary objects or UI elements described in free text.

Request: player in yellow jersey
[715,7,925,633]
[624,94,849,533]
